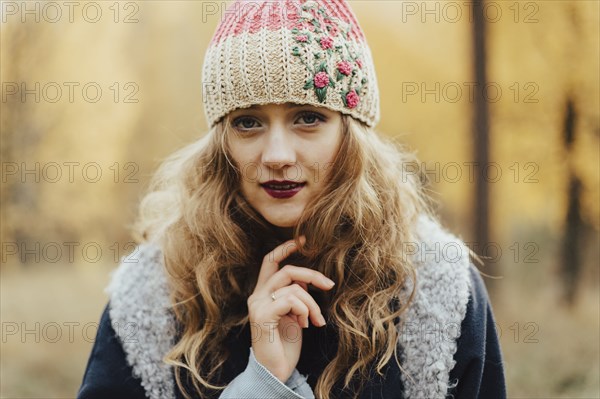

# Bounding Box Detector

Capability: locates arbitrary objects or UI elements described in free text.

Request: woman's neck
[272,225,294,241]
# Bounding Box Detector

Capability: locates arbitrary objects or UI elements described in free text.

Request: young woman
[78,1,506,398]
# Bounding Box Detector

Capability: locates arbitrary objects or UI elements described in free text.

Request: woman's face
[226,103,343,231]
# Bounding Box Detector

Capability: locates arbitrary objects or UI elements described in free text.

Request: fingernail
[319,315,327,326]
[323,277,335,287]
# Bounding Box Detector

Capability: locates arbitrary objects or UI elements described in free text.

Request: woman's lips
[261,182,306,199]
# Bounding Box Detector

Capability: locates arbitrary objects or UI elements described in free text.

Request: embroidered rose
[295,35,308,42]
[346,90,359,108]
[314,71,330,88]
[337,61,352,76]
[319,36,334,50]
[355,59,363,69]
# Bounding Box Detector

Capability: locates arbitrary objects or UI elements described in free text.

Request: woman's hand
[247,235,335,383]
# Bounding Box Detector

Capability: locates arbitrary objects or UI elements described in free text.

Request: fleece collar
[105,215,471,399]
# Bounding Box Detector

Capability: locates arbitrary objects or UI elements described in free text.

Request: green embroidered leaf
[314,52,321,59]
[292,28,299,34]
[318,61,326,72]
[315,87,327,102]
[292,47,301,56]
[341,91,348,107]
[336,70,344,81]
[361,77,367,84]
[311,19,321,28]
[304,80,314,89]
[329,79,335,88]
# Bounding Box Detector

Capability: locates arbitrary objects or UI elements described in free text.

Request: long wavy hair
[134,112,435,399]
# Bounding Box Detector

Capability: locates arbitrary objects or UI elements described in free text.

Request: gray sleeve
[219,348,315,398]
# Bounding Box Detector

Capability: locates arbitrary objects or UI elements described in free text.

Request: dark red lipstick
[260,180,306,199]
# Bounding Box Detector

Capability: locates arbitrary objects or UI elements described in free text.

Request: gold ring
[271,292,276,301]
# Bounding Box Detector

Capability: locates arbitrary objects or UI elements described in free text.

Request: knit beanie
[201,0,380,128]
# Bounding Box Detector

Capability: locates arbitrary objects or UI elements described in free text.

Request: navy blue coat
[78,264,505,398]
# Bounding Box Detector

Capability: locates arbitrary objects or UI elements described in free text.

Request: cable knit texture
[201,0,380,128]
[105,214,472,398]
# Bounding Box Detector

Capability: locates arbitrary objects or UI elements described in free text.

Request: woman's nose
[261,127,296,168]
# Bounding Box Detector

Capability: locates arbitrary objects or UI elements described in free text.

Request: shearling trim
[397,215,472,398]
[105,214,471,399]
[104,243,177,399]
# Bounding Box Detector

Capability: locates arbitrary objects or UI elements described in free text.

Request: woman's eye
[233,117,259,130]
[296,112,325,126]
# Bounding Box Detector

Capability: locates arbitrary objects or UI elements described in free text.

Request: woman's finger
[273,284,326,327]
[265,264,335,295]
[295,281,308,292]
[256,236,306,288]
[269,294,310,328]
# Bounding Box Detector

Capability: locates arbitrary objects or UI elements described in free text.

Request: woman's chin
[261,209,302,229]
[268,219,296,228]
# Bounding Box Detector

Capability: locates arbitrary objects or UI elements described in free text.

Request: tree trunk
[561,97,583,306]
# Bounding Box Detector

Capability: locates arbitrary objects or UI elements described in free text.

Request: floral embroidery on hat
[303,62,335,102]
[337,61,353,77]
[344,89,360,108]
[290,1,367,109]
[314,71,330,88]
[325,23,339,37]
[319,36,334,50]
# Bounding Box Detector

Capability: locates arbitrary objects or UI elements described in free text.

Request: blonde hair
[134,113,434,399]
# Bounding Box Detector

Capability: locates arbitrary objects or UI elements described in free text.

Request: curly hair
[133,112,434,399]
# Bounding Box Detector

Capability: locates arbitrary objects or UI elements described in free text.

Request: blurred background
[1,0,598,397]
